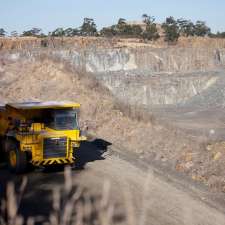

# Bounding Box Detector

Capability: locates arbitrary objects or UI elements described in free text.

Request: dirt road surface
[1,140,225,225]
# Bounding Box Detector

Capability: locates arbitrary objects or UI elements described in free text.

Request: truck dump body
[7,101,80,109]
[0,101,86,173]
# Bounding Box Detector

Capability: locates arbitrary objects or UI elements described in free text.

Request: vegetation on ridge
[0,14,223,44]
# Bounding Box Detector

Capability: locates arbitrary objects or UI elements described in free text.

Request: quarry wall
[3,45,225,108]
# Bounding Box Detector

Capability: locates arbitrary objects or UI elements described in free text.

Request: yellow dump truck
[0,101,86,173]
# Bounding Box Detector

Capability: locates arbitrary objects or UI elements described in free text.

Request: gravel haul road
[1,140,225,225]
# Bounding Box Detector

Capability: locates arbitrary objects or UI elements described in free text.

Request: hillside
[1,45,225,194]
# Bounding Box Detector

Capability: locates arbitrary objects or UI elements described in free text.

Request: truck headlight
[71,142,80,148]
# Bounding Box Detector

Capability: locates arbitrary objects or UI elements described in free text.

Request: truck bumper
[31,157,75,166]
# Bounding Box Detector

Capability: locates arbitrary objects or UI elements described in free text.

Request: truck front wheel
[6,141,28,174]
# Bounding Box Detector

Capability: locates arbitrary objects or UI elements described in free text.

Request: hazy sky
[0,0,224,34]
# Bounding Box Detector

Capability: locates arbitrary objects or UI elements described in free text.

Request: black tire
[0,137,5,163]
[6,140,28,174]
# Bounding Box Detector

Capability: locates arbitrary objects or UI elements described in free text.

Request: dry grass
[0,177,27,225]
[0,37,117,51]
[0,167,115,225]
[0,167,158,225]
[0,166,202,225]
[1,36,225,51]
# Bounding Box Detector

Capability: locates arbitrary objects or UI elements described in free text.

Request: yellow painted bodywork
[0,102,86,167]
[17,125,82,166]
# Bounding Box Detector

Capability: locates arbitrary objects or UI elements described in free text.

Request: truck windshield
[48,109,79,130]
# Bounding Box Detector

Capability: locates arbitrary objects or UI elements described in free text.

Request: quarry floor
[154,106,225,141]
[1,140,225,225]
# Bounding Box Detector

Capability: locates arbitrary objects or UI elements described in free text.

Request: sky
[0,0,224,34]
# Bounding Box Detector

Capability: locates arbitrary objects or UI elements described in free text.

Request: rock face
[95,72,219,106]
[49,47,225,73]
[3,45,225,109]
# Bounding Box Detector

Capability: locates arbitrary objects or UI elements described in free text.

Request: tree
[11,31,18,37]
[142,14,155,24]
[130,25,143,37]
[210,31,225,38]
[64,28,73,37]
[162,17,180,43]
[64,28,79,37]
[115,18,128,35]
[22,30,33,36]
[118,18,126,26]
[143,24,160,40]
[193,21,211,37]
[142,14,159,41]
[0,28,6,36]
[80,18,97,36]
[219,32,225,38]
[22,28,42,37]
[177,18,195,37]
[100,21,142,38]
[218,32,225,38]
[114,18,143,37]
[38,33,47,38]
[51,28,65,37]
[31,28,41,36]
[100,26,117,37]
[72,28,80,36]
[142,14,152,24]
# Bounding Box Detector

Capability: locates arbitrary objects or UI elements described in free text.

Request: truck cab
[0,101,86,173]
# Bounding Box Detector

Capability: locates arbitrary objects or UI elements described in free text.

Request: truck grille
[43,137,67,159]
